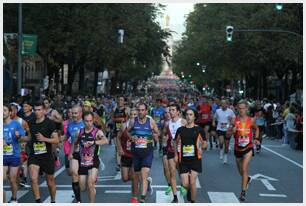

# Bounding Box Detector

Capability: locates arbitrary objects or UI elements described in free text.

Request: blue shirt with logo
[67,120,85,144]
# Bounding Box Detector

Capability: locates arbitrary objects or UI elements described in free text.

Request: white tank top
[168,118,182,139]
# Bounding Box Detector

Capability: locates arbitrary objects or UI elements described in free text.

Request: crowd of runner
[3,92,303,203]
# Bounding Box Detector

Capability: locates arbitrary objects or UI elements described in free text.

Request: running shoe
[147,177,153,195]
[165,186,172,195]
[130,197,138,203]
[239,190,246,202]
[179,186,187,197]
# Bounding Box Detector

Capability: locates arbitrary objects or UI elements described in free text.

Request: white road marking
[207,192,240,203]
[259,193,287,198]
[105,190,131,194]
[196,177,201,188]
[27,184,198,188]
[99,158,105,171]
[40,166,66,187]
[261,179,276,191]
[156,191,184,203]
[43,190,74,203]
[5,191,28,202]
[98,176,115,179]
[262,145,303,169]
[251,174,278,181]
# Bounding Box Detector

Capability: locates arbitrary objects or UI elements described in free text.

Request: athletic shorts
[198,122,212,130]
[4,157,21,167]
[78,157,100,175]
[166,151,175,160]
[217,130,228,138]
[234,148,254,159]
[162,147,167,156]
[21,151,28,162]
[132,150,154,172]
[28,155,55,175]
[179,160,202,174]
[121,156,133,168]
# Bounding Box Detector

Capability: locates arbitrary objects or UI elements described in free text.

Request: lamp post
[17,3,23,95]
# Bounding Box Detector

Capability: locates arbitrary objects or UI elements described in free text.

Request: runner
[175,108,207,203]
[9,103,31,188]
[163,104,187,203]
[197,96,213,150]
[112,96,129,171]
[161,107,171,191]
[27,101,60,203]
[228,100,260,201]
[150,99,165,151]
[74,111,108,203]
[3,104,27,203]
[116,108,139,203]
[250,100,265,153]
[21,99,36,123]
[213,99,235,164]
[127,103,160,203]
[67,105,85,203]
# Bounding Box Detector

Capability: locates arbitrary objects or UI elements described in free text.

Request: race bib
[80,153,94,167]
[182,145,195,157]
[33,142,47,155]
[126,141,131,151]
[135,138,148,149]
[238,136,250,147]
[221,123,228,129]
[4,144,14,155]
[116,123,122,130]
[202,114,209,120]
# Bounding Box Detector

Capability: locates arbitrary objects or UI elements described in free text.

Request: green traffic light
[276,3,283,11]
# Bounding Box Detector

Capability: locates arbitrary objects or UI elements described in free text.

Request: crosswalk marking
[43,190,74,203]
[5,190,28,202]
[259,193,287,198]
[105,190,131,194]
[156,191,184,203]
[207,192,239,203]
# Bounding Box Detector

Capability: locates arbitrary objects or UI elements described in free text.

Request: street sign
[22,34,38,56]
[63,64,68,85]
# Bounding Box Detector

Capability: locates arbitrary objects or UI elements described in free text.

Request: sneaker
[147,177,153,195]
[219,150,224,160]
[223,154,228,164]
[239,191,246,202]
[19,180,31,188]
[165,186,172,195]
[187,190,191,202]
[246,176,252,190]
[130,197,138,203]
[8,198,18,203]
[171,197,178,203]
[179,186,187,197]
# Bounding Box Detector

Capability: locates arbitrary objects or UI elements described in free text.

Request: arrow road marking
[260,179,276,191]
[251,173,278,181]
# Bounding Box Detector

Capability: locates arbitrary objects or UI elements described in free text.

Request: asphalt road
[4,137,303,203]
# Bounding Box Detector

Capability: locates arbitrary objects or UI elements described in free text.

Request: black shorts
[198,122,212,129]
[179,160,202,174]
[78,157,100,175]
[73,152,80,161]
[166,152,175,160]
[217,130,227,137]
[121,156,133,168]
[162,147,167,156]
[234,148,254,159]
[28,154,55,175]
[132,150,154,172]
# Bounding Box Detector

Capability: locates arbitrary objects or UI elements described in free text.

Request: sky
[157,3,195,41]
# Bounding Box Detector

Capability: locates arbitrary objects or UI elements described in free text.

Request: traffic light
[275,3,283,11]
[226,26,234,42]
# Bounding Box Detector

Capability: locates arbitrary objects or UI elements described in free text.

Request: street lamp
[196,62,200,66]
[275,3,283,11]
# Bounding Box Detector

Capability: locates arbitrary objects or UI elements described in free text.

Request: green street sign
[22,34,38,56]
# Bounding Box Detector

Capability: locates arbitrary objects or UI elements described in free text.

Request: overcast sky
[157,3,195,41]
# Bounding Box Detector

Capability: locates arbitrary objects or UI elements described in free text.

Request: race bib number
[80,153,94,167]
[221,123,228,129]
[238,136,250,147]
[116,123,122,130]
[33,142,47,155]
[126,141,131,151]
[202,114,209,120]
[135,138,147,149]
[4,144,14,155]
[182,145,195,157]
